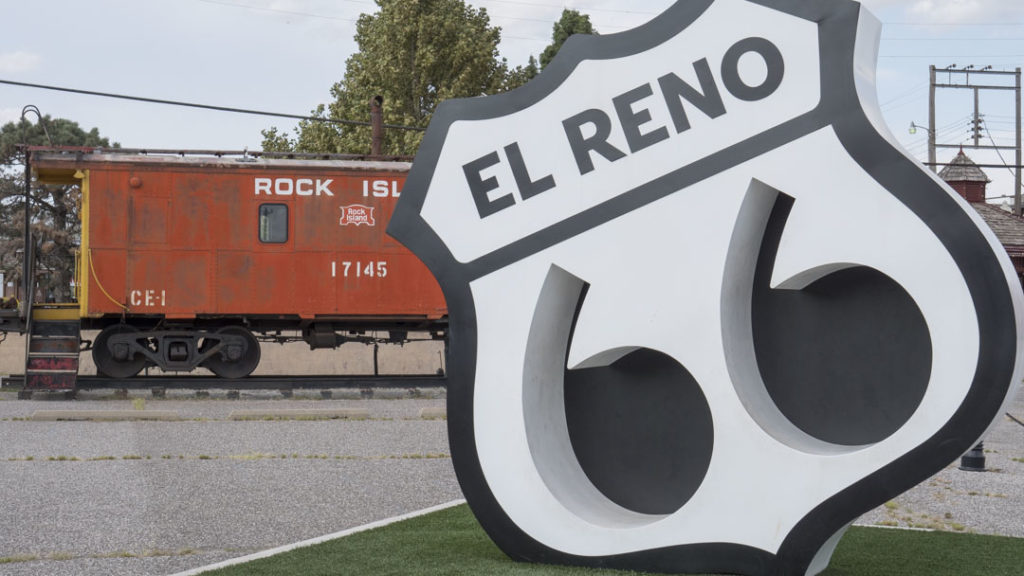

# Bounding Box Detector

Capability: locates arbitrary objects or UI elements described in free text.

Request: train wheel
[202,326,260,379]
[93,325,148,379]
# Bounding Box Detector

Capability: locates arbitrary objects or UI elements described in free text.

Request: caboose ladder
[24,304,81,392]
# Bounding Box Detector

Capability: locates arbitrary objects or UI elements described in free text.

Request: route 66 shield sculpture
[387,0,1024,574]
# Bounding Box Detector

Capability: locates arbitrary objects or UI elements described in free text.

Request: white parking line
[166,499,467,576]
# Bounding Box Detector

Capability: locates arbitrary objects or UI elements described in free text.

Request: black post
[19,104,50,312]
[22,146,31,309]
[959,441,986,472]
[370,95,384,157]
[373,342,379,377]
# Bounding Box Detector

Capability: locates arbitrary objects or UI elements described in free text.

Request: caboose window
[259,204,288,243]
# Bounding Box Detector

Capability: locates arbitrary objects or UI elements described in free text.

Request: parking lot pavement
[1,386,1021,576]
[0,395,463,576]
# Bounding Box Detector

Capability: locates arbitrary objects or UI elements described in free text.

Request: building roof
[971,203,1024,254]
[939,150,991,183]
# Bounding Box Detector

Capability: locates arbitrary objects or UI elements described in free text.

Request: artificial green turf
[204,504,1022,576]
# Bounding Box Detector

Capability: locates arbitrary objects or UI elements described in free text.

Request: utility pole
[927,66,1023,215]
[1017,67,1022,216]
[973,87,981,147]
[928,65,936,173]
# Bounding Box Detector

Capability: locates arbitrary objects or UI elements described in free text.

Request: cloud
[907,0,1024,24]
[909,0,983,23]
[859,0,1024,23]
[0,108,22,126]
[0,51,41,74]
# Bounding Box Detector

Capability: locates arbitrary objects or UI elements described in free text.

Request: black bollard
[959,441,986,472]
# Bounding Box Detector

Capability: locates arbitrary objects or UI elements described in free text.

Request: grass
[201,504,1024,576]
[0,554,39,564]
[229,414,378,421]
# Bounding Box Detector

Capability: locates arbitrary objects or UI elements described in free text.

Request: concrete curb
[419,407,447,420]
[166,499,467,576]
[30,410,181,421]
[227,408,369,420]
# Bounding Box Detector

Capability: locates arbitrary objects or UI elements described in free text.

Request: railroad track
[6,374,447,390]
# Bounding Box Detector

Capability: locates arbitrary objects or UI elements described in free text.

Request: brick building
[939,150,1024,284]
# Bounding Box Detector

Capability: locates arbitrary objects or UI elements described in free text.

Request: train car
[26,148,447,382]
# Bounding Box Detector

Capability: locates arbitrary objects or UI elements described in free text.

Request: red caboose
[29,149,446,380]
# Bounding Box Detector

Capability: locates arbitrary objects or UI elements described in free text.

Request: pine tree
[0,116,113,302]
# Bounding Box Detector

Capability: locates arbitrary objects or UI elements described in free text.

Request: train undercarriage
[86,317,447,379]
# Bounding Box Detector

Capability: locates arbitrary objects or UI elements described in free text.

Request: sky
[1,0,1023,202]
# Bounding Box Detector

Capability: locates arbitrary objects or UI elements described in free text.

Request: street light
[908,121,933,136]
[908,121,939,173]
[19,105,51,319]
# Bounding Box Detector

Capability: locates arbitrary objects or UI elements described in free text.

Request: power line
[880,54,1024,58]
[883,37,1024,41]
[197,0,362,22]
[191,0,1024,32]
[904,116,974,153]
[0,78,424,132]
[190,0,1024,53]
[881,81,928,110]
[984,121,1020,180]
[201,0,583,27]
[886,22,1024,27]
[195,0,636,29]
[192,0,1024,24]
[479,0,660,17]
[198,0,663,19]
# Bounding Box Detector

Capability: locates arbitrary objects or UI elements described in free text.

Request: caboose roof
[29,147,412,185]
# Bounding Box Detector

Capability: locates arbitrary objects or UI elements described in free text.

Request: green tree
[505,55,539,91]
[539,9,597,70]
[263,0,512,156]
[0,116,113,303]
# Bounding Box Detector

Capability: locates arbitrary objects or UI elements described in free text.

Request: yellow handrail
[73,249,81,303]
[88,249,128,312]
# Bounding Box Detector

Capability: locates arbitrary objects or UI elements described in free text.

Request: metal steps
[24,315,80,391]
[31,303,80,322]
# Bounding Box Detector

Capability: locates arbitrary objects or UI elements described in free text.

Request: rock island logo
[339,204,375,227]
[388,1,1024,575]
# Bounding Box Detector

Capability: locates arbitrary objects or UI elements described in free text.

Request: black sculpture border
[387,1,1019,573]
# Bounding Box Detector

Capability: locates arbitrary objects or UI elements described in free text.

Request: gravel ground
[0,385,1021,576]
[855,388,1024,537]
[0,393,462,576]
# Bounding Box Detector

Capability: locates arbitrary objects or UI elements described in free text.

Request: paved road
[0,391,462,576]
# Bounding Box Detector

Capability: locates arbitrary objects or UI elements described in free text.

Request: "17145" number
[332,261,388,278]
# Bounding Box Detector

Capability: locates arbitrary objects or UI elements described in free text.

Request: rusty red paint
[29,339,79,354]
[33,153,447,323]
[27,357,79,371]
[25,373,78,390]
